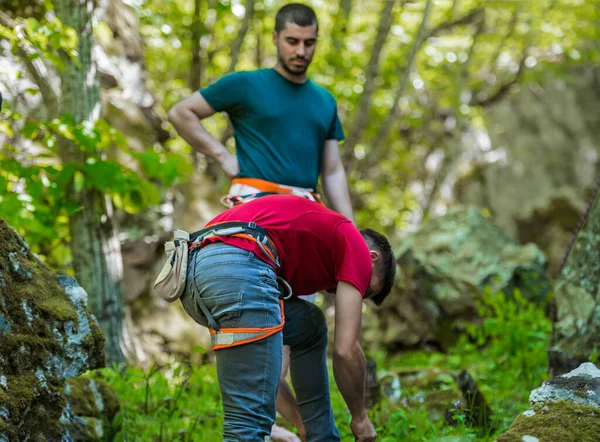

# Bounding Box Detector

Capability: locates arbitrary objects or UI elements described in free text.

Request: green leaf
[56,164,76,190]
[73,170,85,193]
[0,121,14,138]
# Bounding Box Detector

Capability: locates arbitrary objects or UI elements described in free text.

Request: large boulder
[367,207,552,350]
[455,66,600,275]
[495,362,600,442]
[0,220,116,441]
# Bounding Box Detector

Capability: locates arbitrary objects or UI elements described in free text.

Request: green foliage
[96,294,550,441]
[0,109,192,268]
[131,0,600,235]
[377,291,551,440]
[0,14,79,70]
[95,362,222,441]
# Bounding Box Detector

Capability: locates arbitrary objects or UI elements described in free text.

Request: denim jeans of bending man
[180,243,340,442]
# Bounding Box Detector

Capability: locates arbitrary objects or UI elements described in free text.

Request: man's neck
[273,63,308,84]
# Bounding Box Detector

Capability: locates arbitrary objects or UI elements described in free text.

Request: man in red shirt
[180,195,395,441]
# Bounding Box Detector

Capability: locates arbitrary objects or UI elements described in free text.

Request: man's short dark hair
[360,228,396,306]
[275,3,318,33]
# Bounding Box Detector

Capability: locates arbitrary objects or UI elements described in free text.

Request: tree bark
[549,175,600,375]
[364,0,433,169]
[206,0,256,182]
[188,0,203,90]
[331,0,353,54]
[227,0,255,74]
[343,0,396,161]
[55,0,125,365]
[421,15,484,216]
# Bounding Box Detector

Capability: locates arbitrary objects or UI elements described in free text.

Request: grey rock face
[455,67,600,275]
[367,207,551,350]
[529,362,600,409]
[495,362,600,442]
[0,220,109,441]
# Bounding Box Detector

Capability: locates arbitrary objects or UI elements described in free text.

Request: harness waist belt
[189,221,279,269]
[223,177,323,207]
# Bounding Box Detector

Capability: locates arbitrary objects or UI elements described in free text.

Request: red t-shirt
[204,195,372,297]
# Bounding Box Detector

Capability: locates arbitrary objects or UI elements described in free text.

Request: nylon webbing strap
[189,221,280,268]
[188,252,221,332]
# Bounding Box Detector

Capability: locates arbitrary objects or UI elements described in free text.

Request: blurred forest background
[1,0,599,440]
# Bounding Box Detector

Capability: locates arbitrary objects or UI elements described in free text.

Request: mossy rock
[65,377,120,441]
[367,207,552,351]
[382,367,491,429]
[494,401,600,442]
[0,220,107,440]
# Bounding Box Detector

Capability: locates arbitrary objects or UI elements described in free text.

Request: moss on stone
[3,374,37,411]
[0,220,108,439]
[67,377,100,416]
[495,400,600,442]
[94,378,120,419]
[423,389,462,424]
[65,376,121,441]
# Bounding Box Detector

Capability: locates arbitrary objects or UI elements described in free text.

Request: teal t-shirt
[200,68,344,189]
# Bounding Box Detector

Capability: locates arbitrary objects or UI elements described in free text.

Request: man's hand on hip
[351,415,377,442]
[218,151,240,179]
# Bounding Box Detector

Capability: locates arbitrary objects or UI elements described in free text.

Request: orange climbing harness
[187,221,292,351]
[221,177,324,207]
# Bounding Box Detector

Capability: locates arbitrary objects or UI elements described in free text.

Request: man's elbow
[167,105,181,126]
[333,341,361,361]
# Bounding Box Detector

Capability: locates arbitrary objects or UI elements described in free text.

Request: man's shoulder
[212,69,267,83]
[307,80,337,103]
[232,68,271,81]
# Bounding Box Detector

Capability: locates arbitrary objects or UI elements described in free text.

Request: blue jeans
[180,244,340,442]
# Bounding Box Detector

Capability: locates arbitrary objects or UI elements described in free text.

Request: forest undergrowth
[95,292,551,441]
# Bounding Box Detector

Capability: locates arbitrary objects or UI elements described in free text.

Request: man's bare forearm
[276,379,305,438]
[168,106,230,162]
[332,342,367,420]
[322,168,354,222]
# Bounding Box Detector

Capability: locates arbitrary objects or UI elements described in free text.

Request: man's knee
[283,299,328,351]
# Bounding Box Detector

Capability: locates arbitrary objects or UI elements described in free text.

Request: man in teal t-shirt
[168,3,352,221]
[199,68,344,190]
[168,3,357,441]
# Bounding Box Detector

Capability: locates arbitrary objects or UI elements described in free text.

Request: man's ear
[369,250,380,261]
[273,31,278,46]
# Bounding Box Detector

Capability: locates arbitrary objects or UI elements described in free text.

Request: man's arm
[333,281,376,442]
[321,140,354,222]
[167,93,239,179]
[276,379,305,441]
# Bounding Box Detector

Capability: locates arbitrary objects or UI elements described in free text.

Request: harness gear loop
[187,221,291,350]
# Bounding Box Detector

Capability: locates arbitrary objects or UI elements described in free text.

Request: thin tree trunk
[55,0,125,365]
[343,0,396,161]
[422,15,484,216]
[331,0,353,54]
[256,25,262,68]
[188,0,203,90]
[364,0,433,169]
[207,0,256,182]
[227,0,255,74]
[549,175,600,375]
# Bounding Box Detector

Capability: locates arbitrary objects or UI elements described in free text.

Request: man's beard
[279,53,310,76]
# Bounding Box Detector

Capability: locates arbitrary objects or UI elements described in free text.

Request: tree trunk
[55,0,126,365]
[549,176,600,375]
[227,0,255,74]
[365,0,433,168]
[343,0,396,162]
[188,0,203,90]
